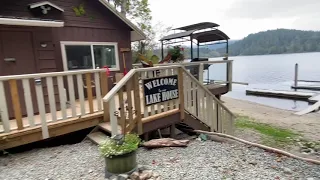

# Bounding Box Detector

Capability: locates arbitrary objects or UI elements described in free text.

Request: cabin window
[61,42,119,71]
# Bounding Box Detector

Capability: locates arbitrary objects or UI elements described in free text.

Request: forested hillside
[220,29,320,56]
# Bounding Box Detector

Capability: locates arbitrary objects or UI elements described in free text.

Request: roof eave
[0,17,64,27]
[98,0,146,42]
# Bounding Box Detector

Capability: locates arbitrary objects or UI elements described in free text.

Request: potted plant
[168,45,185,62]
[99,134,141,175]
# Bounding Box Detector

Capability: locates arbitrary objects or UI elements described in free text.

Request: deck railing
[156,60,233,91]
[0,69,108,138]
[103,65,235,136]
[182,67,234,133]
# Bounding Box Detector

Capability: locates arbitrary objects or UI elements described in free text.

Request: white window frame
[60,41,120,71]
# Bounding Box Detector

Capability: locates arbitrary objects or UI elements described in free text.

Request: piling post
[294,63,299,87]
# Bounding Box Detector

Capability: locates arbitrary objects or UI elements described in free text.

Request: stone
[301,148,311,153]
[118,174,129,180]
[307,178,315,180]
[139,170,153,180]
[283,167,292,175]
[138,165,148,172]
[130,171,140,180]
[88,169,93,174]
[249,161,257,166]
[152,172,160,178]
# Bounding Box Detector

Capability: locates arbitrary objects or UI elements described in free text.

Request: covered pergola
[159,22,230,60]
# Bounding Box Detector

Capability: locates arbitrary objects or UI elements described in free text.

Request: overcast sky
[149,0,320,40]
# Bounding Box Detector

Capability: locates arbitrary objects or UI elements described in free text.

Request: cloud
[149,0,320,39]
[225,0,320,19]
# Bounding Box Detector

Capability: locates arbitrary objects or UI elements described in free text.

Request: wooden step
[87,131,110,145]
[99,122,122,134]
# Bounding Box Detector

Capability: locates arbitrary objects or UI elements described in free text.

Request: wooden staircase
[87,65,235,144]
[87,122,121,145]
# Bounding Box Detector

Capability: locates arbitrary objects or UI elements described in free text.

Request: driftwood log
[194,130,320,165]
[142,138,190,149]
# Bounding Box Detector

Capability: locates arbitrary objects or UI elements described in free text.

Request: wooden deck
[0,99,102,132]
[0,63,235,150]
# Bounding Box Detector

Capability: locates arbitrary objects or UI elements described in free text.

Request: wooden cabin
[0,6,235,150]
[0,0,145,118]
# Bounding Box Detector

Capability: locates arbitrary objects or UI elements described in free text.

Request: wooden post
[85,73,94,114]
[126,81,134,130]
[178,68,185,120]
[100,71,109,122]
[227,61,233,91]
[198,63,204,83]
[0,81,10,132]
[109,96,118,136]
[9,79,23,130]
[118,88,126,134]
[133,73,143,134]
[294,63,299,88]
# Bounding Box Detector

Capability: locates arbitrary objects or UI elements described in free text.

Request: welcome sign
[143,75,179,106]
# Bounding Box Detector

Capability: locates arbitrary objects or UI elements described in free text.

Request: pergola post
[190,37,193,59]
[161,41,164,60]
[226,39,229,60]
[197,41,200,58]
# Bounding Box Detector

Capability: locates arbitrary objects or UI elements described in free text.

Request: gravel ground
[0,140,319,180]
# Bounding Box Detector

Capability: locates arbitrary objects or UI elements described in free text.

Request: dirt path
[222,97,320,141]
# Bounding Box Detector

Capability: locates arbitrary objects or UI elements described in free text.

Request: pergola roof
[159,29,229,43]
[193,29,230,43]
[159,30,197,41]
[173,22,219,31]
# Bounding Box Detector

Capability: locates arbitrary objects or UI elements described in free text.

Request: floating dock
[246,89,315,101]
[291,85,320,91]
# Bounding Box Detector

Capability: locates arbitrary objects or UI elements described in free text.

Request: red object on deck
[103,66,110,76]
[123,68,127,75]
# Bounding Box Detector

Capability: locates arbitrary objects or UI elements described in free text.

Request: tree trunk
[120,0,127,16]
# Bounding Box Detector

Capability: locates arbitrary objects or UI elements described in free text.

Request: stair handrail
[103,65,182,103]
[181,67,235,117]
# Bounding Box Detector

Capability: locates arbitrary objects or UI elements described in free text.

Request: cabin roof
[0,0,146,41]
[173,22,220,31]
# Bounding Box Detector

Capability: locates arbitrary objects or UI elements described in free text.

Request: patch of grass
[236,115,299,147]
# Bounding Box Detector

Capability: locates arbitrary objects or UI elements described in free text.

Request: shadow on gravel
[1,127,94,155]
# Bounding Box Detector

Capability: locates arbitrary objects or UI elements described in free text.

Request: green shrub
[99,134,141,158]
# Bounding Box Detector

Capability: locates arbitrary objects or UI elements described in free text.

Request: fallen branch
[194,130,320,165]
[141,138,190,149]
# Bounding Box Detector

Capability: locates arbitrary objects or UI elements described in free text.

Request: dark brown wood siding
[1,0,133,72]
[1,0,133,117]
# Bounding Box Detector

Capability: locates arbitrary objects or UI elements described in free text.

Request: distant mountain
[218,29,320,56]
[151,29,320,60]
[206,40,238,50]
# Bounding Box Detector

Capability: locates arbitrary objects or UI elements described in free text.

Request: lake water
[208,52,320,111]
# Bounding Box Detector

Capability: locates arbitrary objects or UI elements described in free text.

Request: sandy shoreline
[222,97,320,141]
